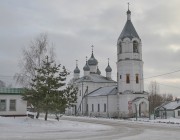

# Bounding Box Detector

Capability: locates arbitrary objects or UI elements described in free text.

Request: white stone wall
[0,95,27,116]
[84,71,90,76]
[87,95,117,117]
[89,65,97,73]
[75,81,116,115]
[117,37,144,93]
[106,72,111,79]
[74,73,80,79]
[118,94,149,117]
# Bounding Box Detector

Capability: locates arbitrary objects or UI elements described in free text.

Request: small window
[133,41,138,53]
[178,111,180,116]
[120,75,122,79]
[92,104,94,112]
[126,74,130,84]
[98,104,100,112]
[9,100,16,111]
[104,104,106,112]
[136,74,139,84]
[0,100,6,111]
[79,90,81,96]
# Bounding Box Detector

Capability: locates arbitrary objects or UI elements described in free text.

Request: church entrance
[133,97,149,117]
[138,101,148,117]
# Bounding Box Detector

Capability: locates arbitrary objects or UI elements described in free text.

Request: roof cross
[91,45,94,54]
[76,60,78,67]
[128,2,130,10]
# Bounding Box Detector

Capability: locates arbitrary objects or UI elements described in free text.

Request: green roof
[0,88,24,95]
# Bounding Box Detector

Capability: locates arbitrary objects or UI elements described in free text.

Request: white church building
[67,8,149,118]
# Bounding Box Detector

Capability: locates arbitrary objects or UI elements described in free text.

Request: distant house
[0,88,27,116]
[155,100,180,119]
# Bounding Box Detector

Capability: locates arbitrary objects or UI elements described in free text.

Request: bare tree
[14,33,55,118]
[14,33,55,88]
[148,81,162,114]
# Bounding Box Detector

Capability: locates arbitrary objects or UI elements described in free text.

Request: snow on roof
[88,86,117,97]
[163,101,180,110]
[0,88,24,95]
[76,74,116,83]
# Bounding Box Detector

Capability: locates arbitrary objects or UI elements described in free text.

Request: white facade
[68,8,149,118]
[0,88,27,116]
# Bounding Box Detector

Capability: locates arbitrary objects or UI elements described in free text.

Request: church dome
[83,62,90,71]
[88,53,98,66]
[74,66,80,73]
[105,64,112,72]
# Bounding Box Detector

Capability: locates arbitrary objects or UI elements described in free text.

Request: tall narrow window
[133,41,138,53]
[79,90,81,96]
[104,104,106,112]
[92,104,94,112]
[136,74,139,84]
[0,100,6,111]
[98,104,100,112]
[119,43,122,54]
[126,74,130,84]
[9,100,16,111]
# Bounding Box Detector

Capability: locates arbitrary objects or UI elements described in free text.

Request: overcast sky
[0,0,180,97]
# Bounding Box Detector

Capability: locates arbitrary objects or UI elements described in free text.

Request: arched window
[133,41,138,53]
[136,74,139,84]
[119,43,122,54]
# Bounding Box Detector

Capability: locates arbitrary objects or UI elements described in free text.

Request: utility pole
[82,82,84,116]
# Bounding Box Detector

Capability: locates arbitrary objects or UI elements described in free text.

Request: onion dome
[83,57,90,71]
[74,60,80,73]
[83,62,90,71]
[97,66,101,75]
[105,58,112,72]
[88,45,98,66]
[74,66,80,73]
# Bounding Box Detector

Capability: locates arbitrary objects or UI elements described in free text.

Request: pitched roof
[0,88,24,95]
[163,101,180,110]
[118,20,139,40]
[75,73,116,83]
[88,86,117,97]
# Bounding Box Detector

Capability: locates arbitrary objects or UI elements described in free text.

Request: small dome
[105,65,112,72]
[88,53,98,66]
[74,66,80,73]
[83,62,90,71]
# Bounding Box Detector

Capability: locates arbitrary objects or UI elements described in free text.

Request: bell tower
[117,6,144,94]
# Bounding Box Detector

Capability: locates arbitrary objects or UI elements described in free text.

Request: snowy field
[0,116,180,140]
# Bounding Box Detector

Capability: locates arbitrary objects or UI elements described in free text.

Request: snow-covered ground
[0,115,180,140]
[0,116,112,140]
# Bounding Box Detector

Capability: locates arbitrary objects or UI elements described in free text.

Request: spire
[118,4,140,40]
[127,2,131,21]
